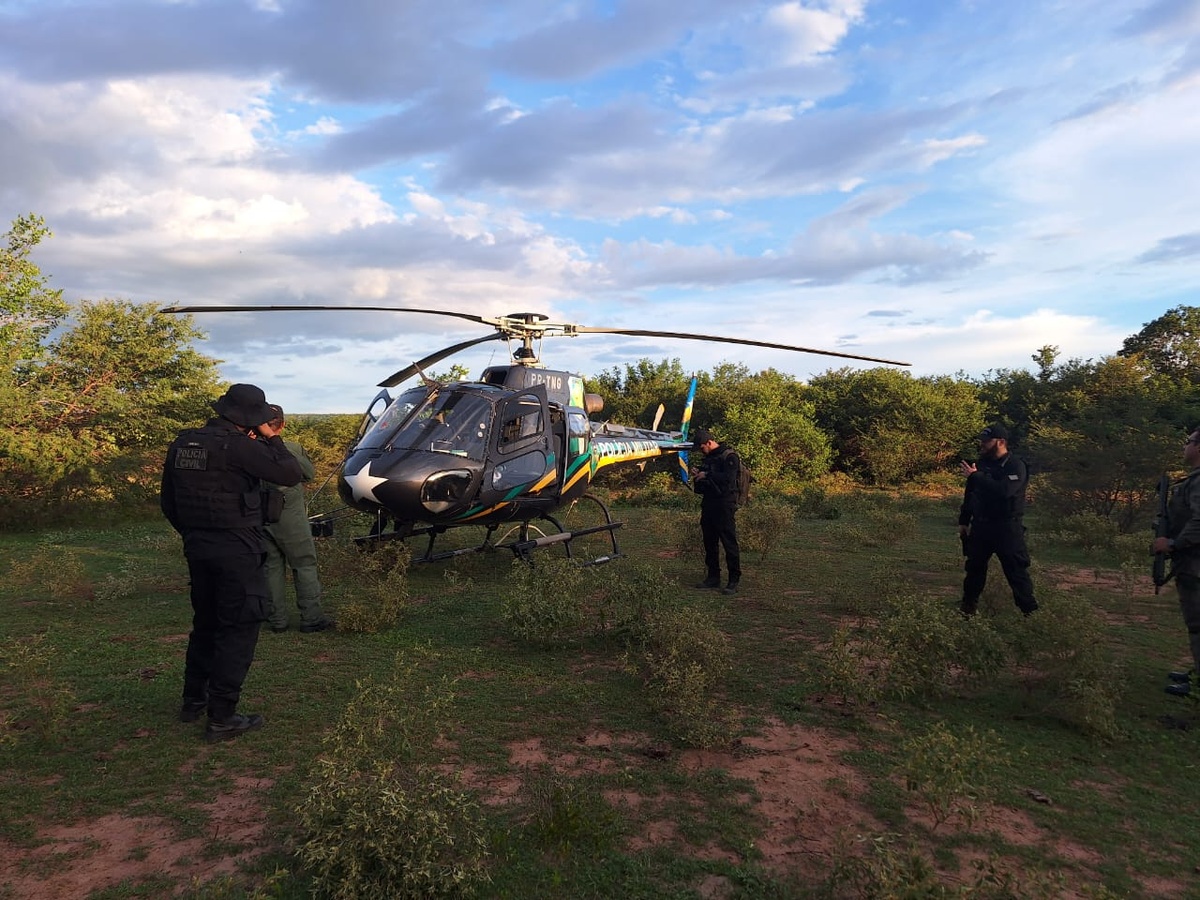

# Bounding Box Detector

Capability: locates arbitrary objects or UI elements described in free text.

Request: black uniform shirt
[695,444,740,508]
[958,451,1028,526]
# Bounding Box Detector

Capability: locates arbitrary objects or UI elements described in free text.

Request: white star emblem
[344,461,389,503]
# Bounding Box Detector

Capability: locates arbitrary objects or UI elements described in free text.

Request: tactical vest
[168,425,266,530]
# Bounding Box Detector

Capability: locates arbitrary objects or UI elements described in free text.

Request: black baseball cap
[979,423,1009,441]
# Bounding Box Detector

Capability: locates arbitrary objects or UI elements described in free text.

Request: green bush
[294,654,490,899]
[631,600,736,748]
[297,763,489,900]
[820,577,1123,739]
[499,557,588,645]
[789,482,842,519]
[1046,511,1119,555]
[521,770,622,853]
[595,561,676,636]
[995,586,1124,739]
[824,832,1072,899]
[738,498,796,559]
[895,722,1006,830]
[827,587,964,701]
[643,507,702,558]
[323,540,410,634]
[617,470,692,509]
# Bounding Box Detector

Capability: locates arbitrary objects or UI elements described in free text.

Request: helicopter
[163,305,910,563]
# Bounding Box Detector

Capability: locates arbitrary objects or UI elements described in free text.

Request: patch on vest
[176,447,208,470]
[1007,474,1019,480]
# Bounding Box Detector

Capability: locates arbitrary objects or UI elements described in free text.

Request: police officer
[262,404,334,634]
[692,427,742,595]
[161,383,304,742]
[1152,427,1200,697]
[958,423,1038,617]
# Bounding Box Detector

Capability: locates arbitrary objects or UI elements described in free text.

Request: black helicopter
[163,305,909,562]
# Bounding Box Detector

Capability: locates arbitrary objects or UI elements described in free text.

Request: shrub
[325,541,410,634]
[995,586,1124,739]
[738,499,796,559]
[895,722,1006,830]
[499,557,588,645]
[595,561,676,636]
[297,762,489,900]
[824,832,1071,899]
[521,770,622,853]
[294,653,490,899]
[630,600,737,748]
[1046,511,1119,555]
[618,470,692,509]
[663,509,702,558]
[819,577,1123,739]
[846,587,965,701]
[790,482,841,520]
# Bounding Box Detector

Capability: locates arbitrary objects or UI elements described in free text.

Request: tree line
[2,214,1196,531]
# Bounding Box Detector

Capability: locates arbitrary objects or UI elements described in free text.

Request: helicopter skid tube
[506,521,624,566]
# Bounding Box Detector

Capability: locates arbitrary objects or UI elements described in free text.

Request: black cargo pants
[182,551,270,720]
[961,519,1038,615]
[701,502,741,584]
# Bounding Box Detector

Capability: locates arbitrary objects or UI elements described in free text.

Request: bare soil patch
[0,775,273,899]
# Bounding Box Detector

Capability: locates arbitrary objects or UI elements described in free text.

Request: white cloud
[765,0,867,63]
[0,0,1193,414]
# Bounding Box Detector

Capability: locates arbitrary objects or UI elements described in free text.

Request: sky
[2,0,1198,414]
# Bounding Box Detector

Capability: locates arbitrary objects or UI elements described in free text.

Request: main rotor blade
[161,304,493,328]
[570,326,910,367]
[378,333,507,388]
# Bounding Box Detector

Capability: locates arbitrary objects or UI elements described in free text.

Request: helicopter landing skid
[352,495,624,565]
[523,493,624,566]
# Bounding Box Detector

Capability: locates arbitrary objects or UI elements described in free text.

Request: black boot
[179,700,207,723]
[696,576,720,589]
[205,713,265,743]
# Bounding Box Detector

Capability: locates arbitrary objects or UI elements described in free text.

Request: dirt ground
[4,717,1181,898]
[1,567,1186,897]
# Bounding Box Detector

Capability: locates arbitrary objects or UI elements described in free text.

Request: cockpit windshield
[356,387,493,460]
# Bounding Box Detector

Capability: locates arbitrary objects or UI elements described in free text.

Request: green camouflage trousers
[264,531,325,630]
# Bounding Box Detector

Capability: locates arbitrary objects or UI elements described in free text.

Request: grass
[0,486,1195,898]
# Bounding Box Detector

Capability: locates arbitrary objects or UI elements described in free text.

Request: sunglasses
[1186,437,1200,446]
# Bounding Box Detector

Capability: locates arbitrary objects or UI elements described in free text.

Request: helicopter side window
[496,393,544,452]
[567,412,589,457]
[492,449,547,491]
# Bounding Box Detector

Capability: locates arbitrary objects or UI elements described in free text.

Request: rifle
[1154,473,1175,594]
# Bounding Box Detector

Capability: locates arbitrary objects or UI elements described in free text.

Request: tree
[0,295,222,522]
[694,363,832,486]
[1025,355,1178,530]
[807,367,985,484]
[0,214,68,363]
[587,358,693,428]
[586,359,832,489]
[1118,305,1200,383]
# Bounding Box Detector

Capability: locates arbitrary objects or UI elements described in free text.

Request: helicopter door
[484,387,554,509]
[350,388,393,451]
